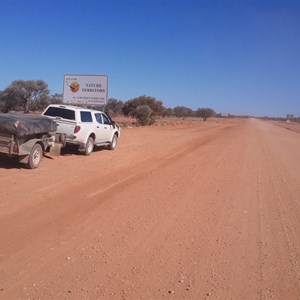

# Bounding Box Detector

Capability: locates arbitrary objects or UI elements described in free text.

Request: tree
[50,93,63,104]
[28,94,49,111]
[196,108,215,121]
[105,98,124,117]
[0,80,50,113]
[135,105,154,126]
[0,88,19,113]
[0,91,6,112]
[28,93,62,112]
[123,95,166,118]
[173,106,193,118]
[165,108,174,117]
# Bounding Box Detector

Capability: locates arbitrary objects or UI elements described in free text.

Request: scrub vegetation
[0,79,217,126]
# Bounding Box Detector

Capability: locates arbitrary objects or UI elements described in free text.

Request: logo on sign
[68,81,80,93]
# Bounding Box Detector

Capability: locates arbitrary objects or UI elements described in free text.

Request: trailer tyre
[28,143,43,169]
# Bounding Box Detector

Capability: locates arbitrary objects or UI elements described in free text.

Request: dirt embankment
[269,119,300,134]
[0,118,300,299]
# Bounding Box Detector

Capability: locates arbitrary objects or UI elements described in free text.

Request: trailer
[0,113,63,169]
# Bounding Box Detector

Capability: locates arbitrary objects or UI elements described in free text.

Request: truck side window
[102,114,111,125]
[95,113,103,124]
[80,111,93,122]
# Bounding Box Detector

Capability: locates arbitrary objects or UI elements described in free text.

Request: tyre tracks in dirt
[0,121,235,296]
[0,119,300,299]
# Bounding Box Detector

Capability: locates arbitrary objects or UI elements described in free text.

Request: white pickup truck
[42,104,120,155]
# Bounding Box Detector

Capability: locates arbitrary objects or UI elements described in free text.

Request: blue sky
[0,0,299,117]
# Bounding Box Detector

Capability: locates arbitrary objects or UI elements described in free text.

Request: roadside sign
[63,74,108,105]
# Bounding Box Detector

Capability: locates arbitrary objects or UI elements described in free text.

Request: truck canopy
[0,113,57,137]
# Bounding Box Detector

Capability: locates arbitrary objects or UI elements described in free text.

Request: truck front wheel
[27,143,43,169]
[108,133,118,150]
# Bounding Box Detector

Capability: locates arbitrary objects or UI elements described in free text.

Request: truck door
[94,113,113,143]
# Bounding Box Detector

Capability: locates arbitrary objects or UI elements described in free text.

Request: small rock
[168,290,175,294]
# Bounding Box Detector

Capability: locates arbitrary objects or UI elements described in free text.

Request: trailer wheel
[27,143,43,169]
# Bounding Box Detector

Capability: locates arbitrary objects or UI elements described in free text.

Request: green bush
[135,105,155,126]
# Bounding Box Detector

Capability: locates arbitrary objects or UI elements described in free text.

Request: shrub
[135,105,155,126]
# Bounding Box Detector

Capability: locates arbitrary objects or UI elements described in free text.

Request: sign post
[63,74,108,105]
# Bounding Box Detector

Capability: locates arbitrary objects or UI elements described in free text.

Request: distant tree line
[0,79,216,125]
[105,97,216,125]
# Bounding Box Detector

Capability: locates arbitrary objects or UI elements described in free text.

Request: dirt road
[0,118,300,299]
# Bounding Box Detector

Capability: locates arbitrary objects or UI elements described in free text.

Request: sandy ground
[0,118,300,299]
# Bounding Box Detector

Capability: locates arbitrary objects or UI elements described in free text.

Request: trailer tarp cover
[0,113,57,137]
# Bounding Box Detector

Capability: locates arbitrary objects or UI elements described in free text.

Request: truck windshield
[43,107,75,120]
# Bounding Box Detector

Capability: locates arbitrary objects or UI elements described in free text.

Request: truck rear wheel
[27,143,43,169]
[84,136,94,156]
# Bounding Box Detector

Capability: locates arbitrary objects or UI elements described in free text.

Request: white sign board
[63,74,108,105]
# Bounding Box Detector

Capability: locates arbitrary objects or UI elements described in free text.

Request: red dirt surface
[0,118,300,299]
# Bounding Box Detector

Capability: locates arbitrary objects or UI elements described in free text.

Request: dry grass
[113,116,224,128]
